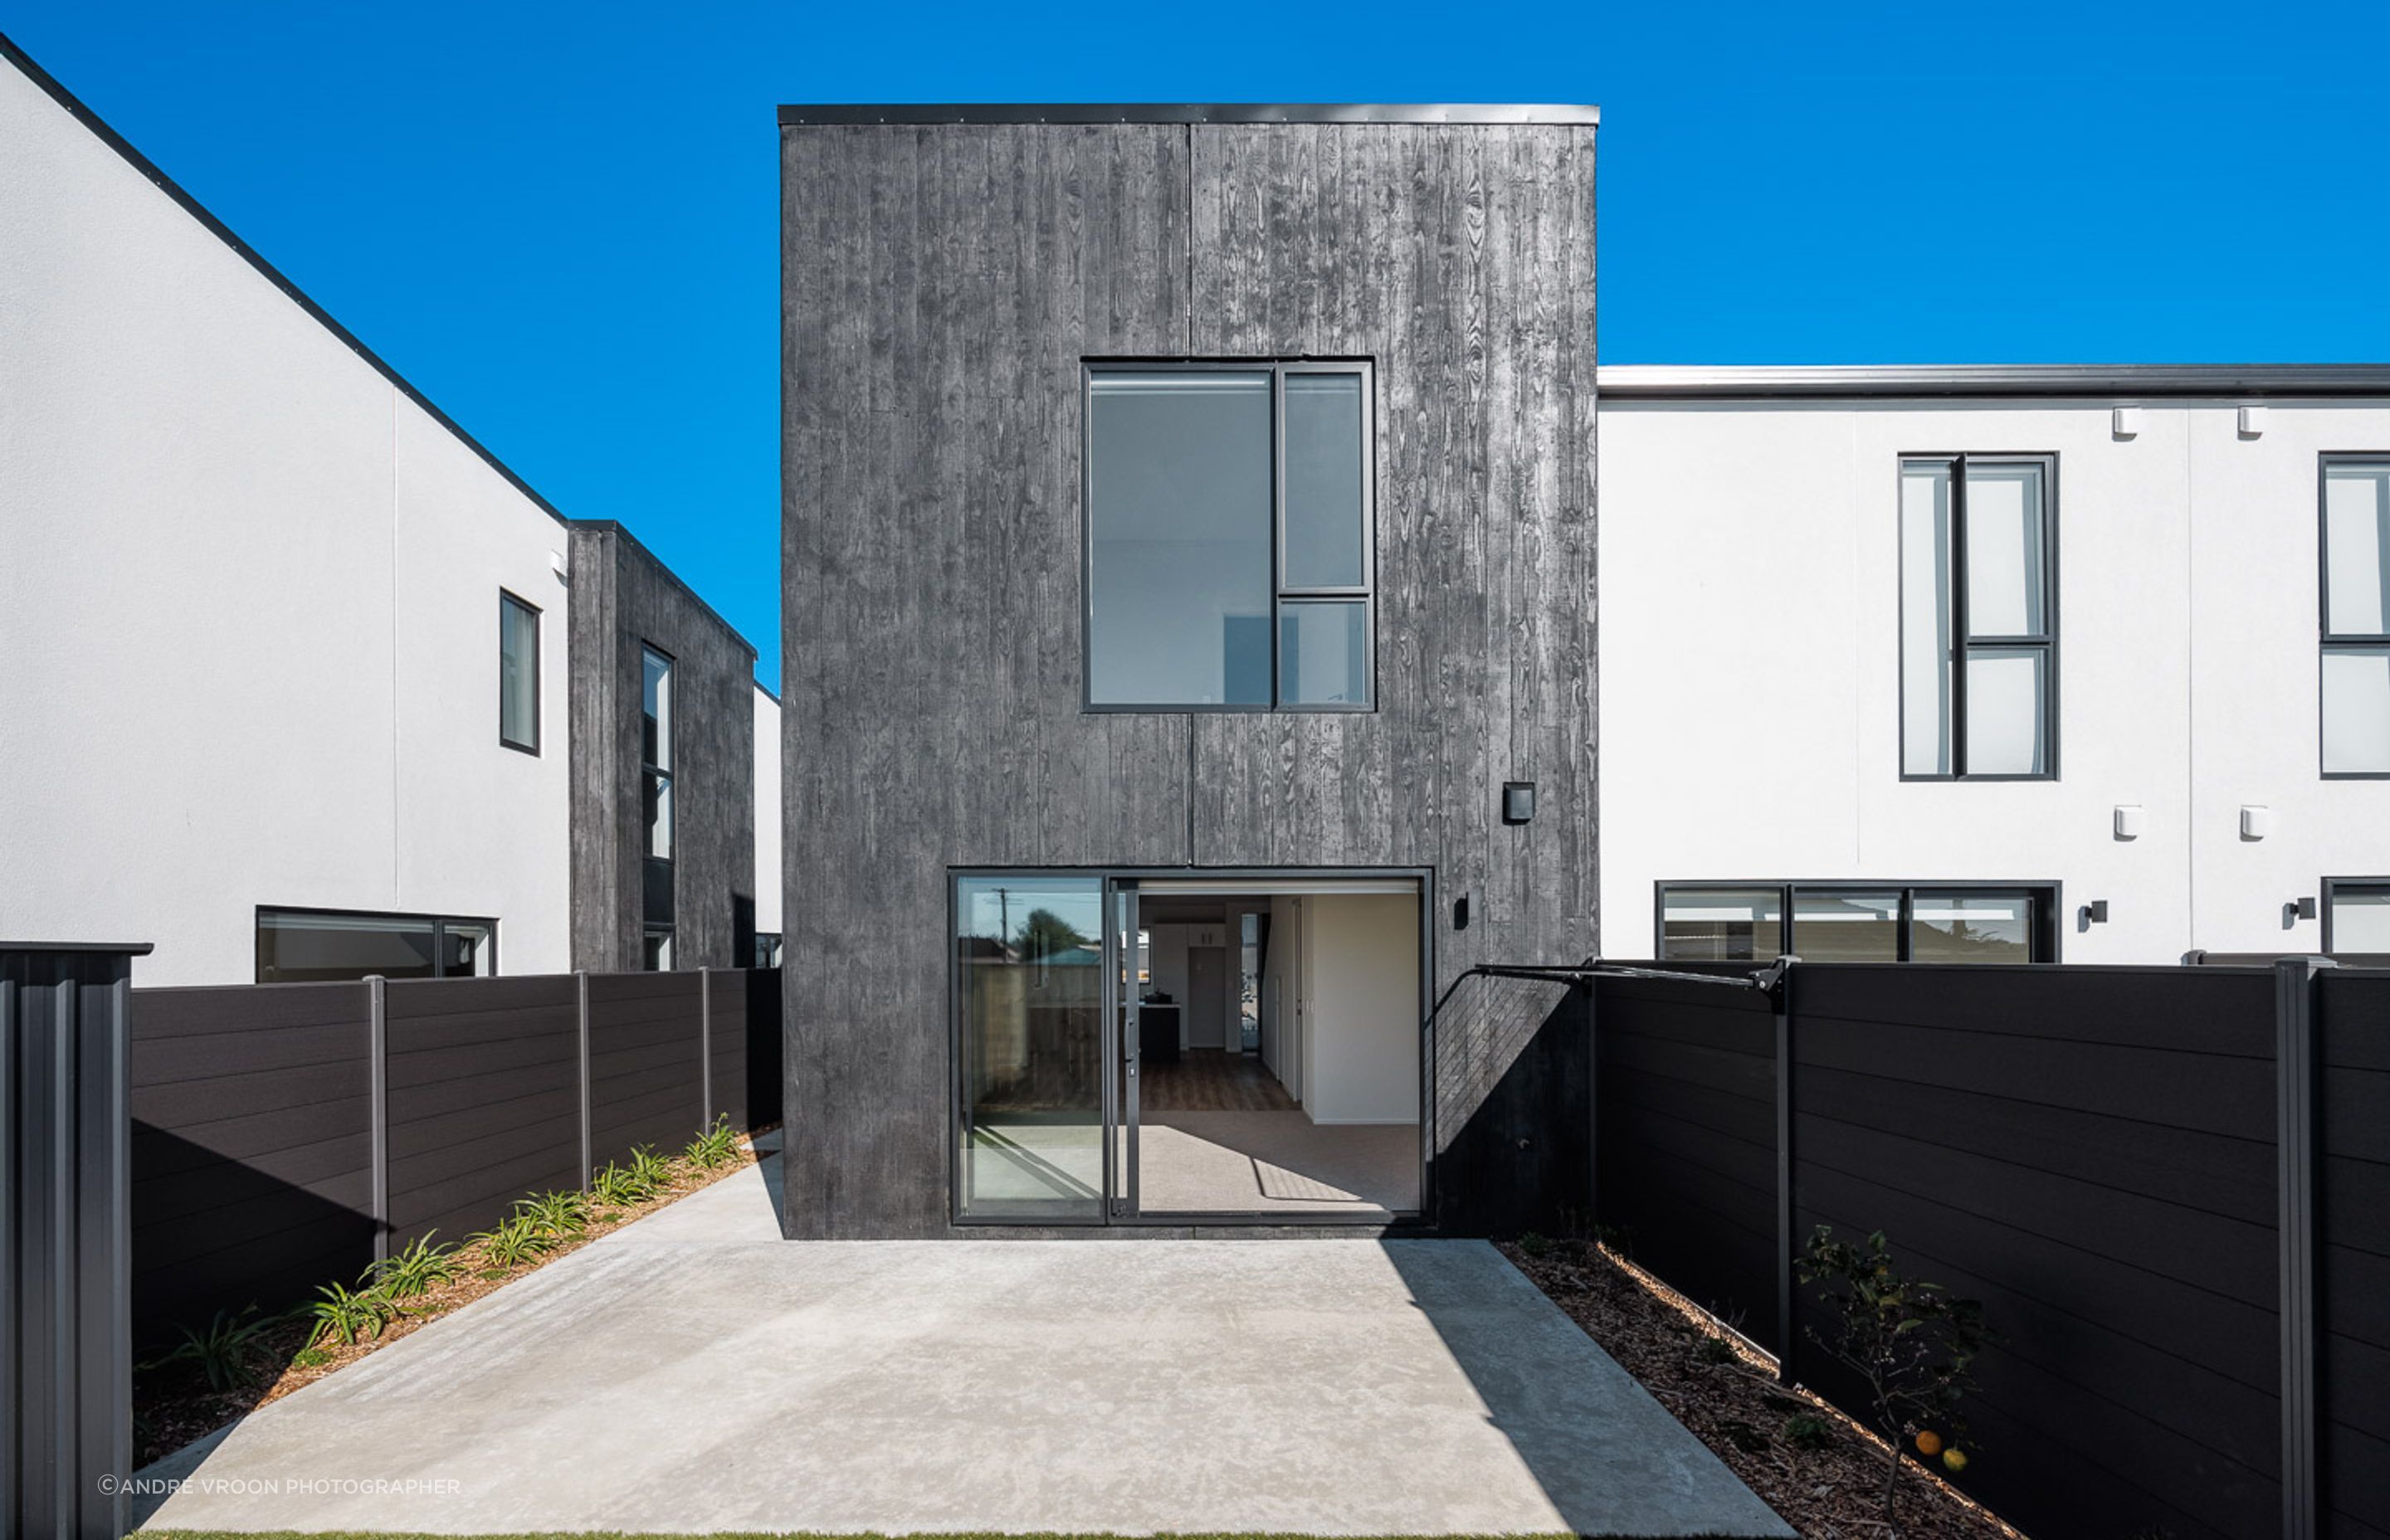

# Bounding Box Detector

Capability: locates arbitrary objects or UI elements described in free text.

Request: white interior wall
[1299,894,1420,1124]
[0,56,575,985]
[1597,396,2390,961]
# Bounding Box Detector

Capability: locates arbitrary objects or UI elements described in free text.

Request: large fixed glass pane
[641,647,673,770]
[1659,887,1784,960]
[2324,464,2390,637]
[1792,890,1902,962]
[1910,893,2033,962]
[255,910,438,983]
[1283,372,1368,590]
[642,770,673,859]
[500,595,539,750]
[2330,886,2390,953]
[2323,647,2390,773]
[1088,372,1274,706]
[1964,647,2049,776]
[956,875,1107,1221]
[1900,461,1954,775]
[1279,599,1370,706]
[1963,461,2047,638]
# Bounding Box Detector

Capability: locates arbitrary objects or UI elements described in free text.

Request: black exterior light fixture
[2078,899,2110,928]
[1502,781,1536,825]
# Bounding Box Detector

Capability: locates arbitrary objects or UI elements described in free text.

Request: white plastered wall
[1597,395,2390,962]
[0,56,573,984]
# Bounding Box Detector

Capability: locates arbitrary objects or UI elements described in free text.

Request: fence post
[3,943,149,1540]
[1773,956,1797,1382]
[700,967,714,1133]
[576,971,593,1190]
[2276,955,2334,1540]
[366,974,388,1265]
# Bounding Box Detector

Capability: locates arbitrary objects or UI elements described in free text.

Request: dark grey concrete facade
[780,114,1599,1238]
[568,521,758,973]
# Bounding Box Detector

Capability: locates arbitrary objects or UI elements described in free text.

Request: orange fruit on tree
[1942,1447,1969,1474]
[1913,1430,1943,1456]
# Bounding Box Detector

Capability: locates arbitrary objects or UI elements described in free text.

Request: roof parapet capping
[1597,363,2390,401]
[778,103,1599,127]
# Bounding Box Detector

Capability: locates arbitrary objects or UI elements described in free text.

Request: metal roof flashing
[778,103,1598,127]
[1597,363,2390,401]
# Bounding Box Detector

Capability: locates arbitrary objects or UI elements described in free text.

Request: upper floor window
[1084,362,1374,711]
[500,592,540,753]
[1900,455,2057,779]
[2321,460,2390,777]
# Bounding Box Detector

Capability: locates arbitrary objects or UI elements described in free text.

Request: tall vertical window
[641,645,675,967]
[2322,461,2390,776]
[1085,362,1375,710]
[1900,455,2058,778]
[499,592,540,753]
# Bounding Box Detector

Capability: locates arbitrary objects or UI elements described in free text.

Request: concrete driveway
[136,1153,1790,1538]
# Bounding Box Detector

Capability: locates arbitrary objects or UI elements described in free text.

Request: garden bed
[1500,1236,2025,1540]
[134,1124,777,1468]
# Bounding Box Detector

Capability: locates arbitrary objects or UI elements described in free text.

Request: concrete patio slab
[134,1178,1789,1538]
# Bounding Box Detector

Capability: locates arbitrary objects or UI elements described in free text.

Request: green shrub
[368,1234,460,1299]
[1694,1331,1737,1365]
[1797,1226,1992,1521]
[685,1116,741,1169]
[291,1347,334,1369]
[513,1189,589,1239]
[1517,1231,1552,1259]
[627,1143,674,1194]
[308,1279,396,1347]
[1782,1412,1833,1450]
[470,1214,555,1270]
[139,1306,278,1391]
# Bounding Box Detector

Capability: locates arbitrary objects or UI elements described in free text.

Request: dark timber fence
[1587,958,2390,1540]
[129,967,782,1346]
[4,943,148,1540]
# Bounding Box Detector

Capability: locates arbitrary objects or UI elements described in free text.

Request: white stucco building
[0,37,764,986]
[1598,365,2390,964]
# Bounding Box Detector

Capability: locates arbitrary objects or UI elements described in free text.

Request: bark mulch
[133,1127,778,1469]
[1500,1237,2027,1540]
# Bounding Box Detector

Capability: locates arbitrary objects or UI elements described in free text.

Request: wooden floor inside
[1139,1049,1297,1113]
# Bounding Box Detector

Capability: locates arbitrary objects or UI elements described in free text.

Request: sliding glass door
[954,875,1108,1222]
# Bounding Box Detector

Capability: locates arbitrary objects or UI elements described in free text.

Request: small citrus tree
[1796,1226,1990,1528]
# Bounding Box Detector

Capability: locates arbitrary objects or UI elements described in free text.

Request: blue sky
[9,1,2386,691]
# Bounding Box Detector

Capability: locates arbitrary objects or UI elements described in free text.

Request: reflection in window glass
[1283,372,1368,589]
[2322,649,2390,774]
[1279,600,1370,706]
[2330,885,2390,953]
[1659,887,1784,960]
[2324,464,2390,637]
[643,772,673,860]
[1792,890,1902,962]
[1964,648,2048,776]
[643,928,674,971]
[255,909,493,983]
[1910,894,2033,962]
[641,647,673,771]
[1088,373,1275,706]
[1964,462,2047,636]
[500,594,539,751]
[1900,462,1953,776]
[955,875,1106,1221]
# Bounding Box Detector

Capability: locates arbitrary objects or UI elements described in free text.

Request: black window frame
[1653,880,2063,962]
[254,904,499,984]
[2322,876,2390,960]
[1898,451,2061,782]
[2319,455,2390,780]
[499,589,542,755]
[640,642,676,967]
[1080,358,1378,714]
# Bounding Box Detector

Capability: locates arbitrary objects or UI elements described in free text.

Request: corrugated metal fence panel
[4,946,138,1540]
[587,971,705,1168]
[744,966,783,1128]
[1788,964,2281,1540]
[129,981,373,1344]
[2318,968,2390,1539]
[1593,973,1778,1348]
[384,975,582,1250]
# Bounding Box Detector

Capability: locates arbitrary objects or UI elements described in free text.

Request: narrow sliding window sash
[1900,455,2057,778]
